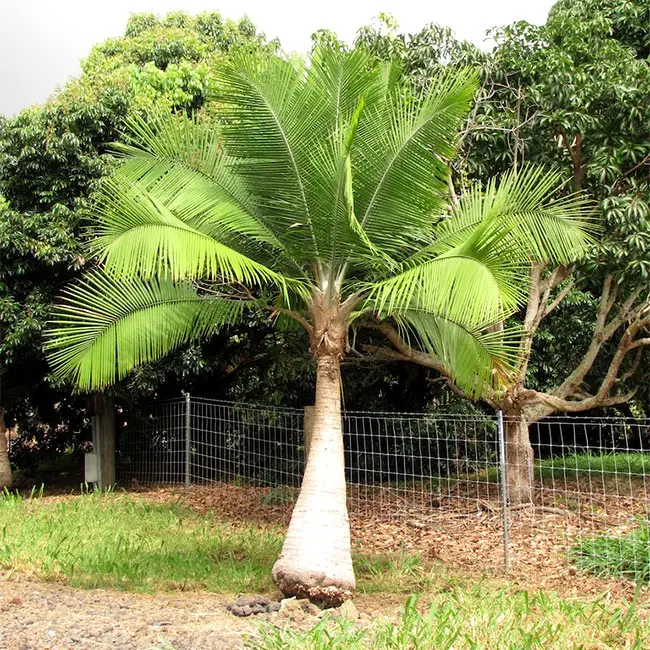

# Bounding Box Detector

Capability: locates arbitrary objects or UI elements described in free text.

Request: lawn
[536,452,650,481]
[1,488,649,649]
[0,488,434,595]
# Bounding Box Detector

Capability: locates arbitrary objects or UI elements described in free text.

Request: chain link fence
[116,396,650,579]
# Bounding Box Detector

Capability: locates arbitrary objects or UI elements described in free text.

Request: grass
[248,590,650,650]
[481,451,650,485]
[0,488,283,593]
[536,452,650,481]
[0,488,435,595]
[260,486,299,506]
[572,519,650,582]
[2,488,649,649]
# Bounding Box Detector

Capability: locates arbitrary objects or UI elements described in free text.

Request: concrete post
[89,394,116,490]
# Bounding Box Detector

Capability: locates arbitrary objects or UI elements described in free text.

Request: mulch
[127,481,648,602]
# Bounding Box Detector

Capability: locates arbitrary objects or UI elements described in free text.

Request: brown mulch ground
[126,481,646,602]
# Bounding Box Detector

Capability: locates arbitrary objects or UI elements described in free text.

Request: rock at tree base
[227,595,280,617]
[332,599,359,621]
[279,597,321,620]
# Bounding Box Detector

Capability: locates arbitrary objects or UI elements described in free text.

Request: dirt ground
[0,573,254,650]
[0,572,401,650]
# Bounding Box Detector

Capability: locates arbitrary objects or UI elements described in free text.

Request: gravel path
[0,574,264,650]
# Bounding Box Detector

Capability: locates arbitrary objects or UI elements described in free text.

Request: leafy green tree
[0,12,276,483]
[357,2,650,502]
[45,46,591,600]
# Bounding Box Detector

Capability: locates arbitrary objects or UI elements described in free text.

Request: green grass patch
[572,519,650,582]
[536,452,650,481]
[260,486,299,506]
[248,590,649,650]
[0,489,437,595]
[482,451,650,485]
[0,488,283,593]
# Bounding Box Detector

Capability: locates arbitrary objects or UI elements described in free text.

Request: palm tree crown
[45,47,594,397]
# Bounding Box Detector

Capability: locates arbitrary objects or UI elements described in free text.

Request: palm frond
[90,177,308,301]
[432,166,598,264]
[112,113,308,277]
[351,69,478,258]
[213,54,324,262]
[397,311,522,398]
[365,246,524,327]
[45,272,252,390]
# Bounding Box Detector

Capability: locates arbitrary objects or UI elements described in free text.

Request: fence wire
[116,396,650,580]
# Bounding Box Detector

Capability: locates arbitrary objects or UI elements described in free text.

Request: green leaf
[45,272,251,390]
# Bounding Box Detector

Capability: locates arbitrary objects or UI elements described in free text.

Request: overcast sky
[0,0,556,117]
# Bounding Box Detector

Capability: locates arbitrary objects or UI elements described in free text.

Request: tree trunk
[0,410,13,490]
[271,353,355,606]
[503,412,534,505]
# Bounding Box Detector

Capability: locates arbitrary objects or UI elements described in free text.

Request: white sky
[0,0,556,117]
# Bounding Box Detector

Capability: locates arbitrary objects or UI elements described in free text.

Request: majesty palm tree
[45,47,593,604]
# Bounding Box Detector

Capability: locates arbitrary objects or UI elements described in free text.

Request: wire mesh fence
[116,396,650,580]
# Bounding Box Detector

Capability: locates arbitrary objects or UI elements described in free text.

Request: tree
[45,46,592,601]
[357,3,650,503]
[0,12,278,480]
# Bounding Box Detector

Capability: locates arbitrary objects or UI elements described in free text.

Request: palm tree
[45,47,593,604]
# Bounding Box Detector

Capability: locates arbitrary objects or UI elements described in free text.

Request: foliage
[0,11,276,459]
[45,45,594,406]
[357,2,650,417]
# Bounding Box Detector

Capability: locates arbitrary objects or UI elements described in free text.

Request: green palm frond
[365,245,524,327]
[213,53,324,261]
[91,177,297,292]
[351,69,478,257]
[432,166,598,264]
[397,311,522,398]
[45,272,252,391]
[113,113,303,271]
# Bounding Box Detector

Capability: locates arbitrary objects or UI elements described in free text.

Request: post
[498,410,510,573]
[304,405,314,464]
[185,393,191,495]
[89,394,116,490]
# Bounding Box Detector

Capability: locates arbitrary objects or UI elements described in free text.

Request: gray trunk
[89,394,116,490]
[503,413,534,505]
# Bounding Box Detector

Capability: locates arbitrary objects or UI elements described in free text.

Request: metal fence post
[185,393,191,495]
[497,410,510,573]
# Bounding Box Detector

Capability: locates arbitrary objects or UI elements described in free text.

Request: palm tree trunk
[271,353,355,605]
[0,410,13,490]
[504,411,534,505]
